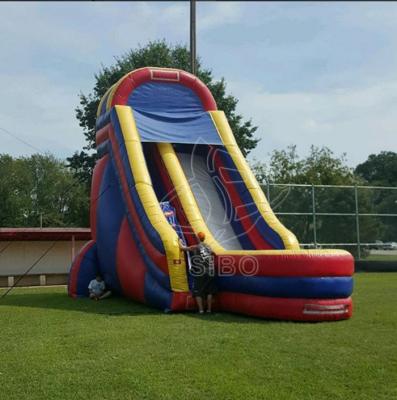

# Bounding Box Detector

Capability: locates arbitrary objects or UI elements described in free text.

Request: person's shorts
[192,273,218,297]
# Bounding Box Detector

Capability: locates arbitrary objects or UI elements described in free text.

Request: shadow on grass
[0,289,273,324]
[182,311,276,325]
[0,290,159,317]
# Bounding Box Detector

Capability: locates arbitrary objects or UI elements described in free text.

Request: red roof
[0,228,91,241]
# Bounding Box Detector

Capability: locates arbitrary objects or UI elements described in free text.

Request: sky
[0,1,396,167]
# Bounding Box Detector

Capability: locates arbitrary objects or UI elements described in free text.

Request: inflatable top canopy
[69,67,354,321]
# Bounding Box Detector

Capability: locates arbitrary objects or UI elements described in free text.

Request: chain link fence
[263,183,397,260]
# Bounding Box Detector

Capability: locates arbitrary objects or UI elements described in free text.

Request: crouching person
[88,274,112,300]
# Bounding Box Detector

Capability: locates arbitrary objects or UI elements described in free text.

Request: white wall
[0,240,87,276]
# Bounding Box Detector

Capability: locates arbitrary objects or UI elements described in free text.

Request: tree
[355,151,397,186]
[0,154,28,226]
[252,145,382,253]
[0,154,89,227]
[252,145,355,186]
[68,40,259,185]
[355,151,397,241]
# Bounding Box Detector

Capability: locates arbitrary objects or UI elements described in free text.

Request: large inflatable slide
[68,67,354,321]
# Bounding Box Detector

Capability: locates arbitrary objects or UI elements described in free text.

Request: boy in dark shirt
[179,231,217,314]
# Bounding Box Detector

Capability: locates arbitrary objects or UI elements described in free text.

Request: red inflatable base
[217,293,353,321]
[171,291,352,321]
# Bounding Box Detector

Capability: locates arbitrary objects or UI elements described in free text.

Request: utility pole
[190,0,196,75]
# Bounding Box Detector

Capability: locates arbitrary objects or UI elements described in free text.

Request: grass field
[0,273,396,400]
[363,254,397,262]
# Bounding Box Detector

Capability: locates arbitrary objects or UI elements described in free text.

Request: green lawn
[0,273,396,400]
[363,254,397,262]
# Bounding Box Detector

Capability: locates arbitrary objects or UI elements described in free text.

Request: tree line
[1,148,395,244]
[252,147,397,252]
[0,153,88,228]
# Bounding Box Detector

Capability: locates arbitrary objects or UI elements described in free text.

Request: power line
[0,241,13,255]
[0,241,58,298]
[0,126,43,153]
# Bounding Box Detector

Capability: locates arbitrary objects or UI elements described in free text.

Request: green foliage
[0,153,89,227]
[355,152,397,241]
[355,151,397,186]
[251,145,382,250]
[68,40,259,183]
[66,150,97,188]
[252,144,355,185]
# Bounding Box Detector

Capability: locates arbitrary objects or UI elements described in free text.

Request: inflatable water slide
[68,67,354,321]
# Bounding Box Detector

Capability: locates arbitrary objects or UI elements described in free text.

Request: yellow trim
[158,143,224,254]
[106,82,120,111]
[97,85,114,117]
[115,105,188,292]
[210,111,300,250]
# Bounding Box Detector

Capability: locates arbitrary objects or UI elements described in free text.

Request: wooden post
[71,235,75,262]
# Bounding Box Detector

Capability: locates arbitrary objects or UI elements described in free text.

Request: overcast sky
[0,1,396,167]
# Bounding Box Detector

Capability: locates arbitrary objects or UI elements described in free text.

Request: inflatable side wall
[69,67,354,321]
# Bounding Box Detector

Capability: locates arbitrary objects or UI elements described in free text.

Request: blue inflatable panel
[96,161,123,293]
[129,82,204,113]
[97,140,109,158]
[128,83,221,145]
[217,276,353,299]
[124,211,171,291]
[132,109,222,145]
[100,91,110,116]
[96,110,111,130]
[143,144,169,201]
[73,242,99,297]
[144,272,172,311]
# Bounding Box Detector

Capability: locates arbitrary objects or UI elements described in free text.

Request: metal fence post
[190,0,197,75]
[354,185,361,259]
[312,185,317,248]
[267,182,271,204]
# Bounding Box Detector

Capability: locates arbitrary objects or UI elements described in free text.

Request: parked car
[383,242,397,250]
[374,240,384,250]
